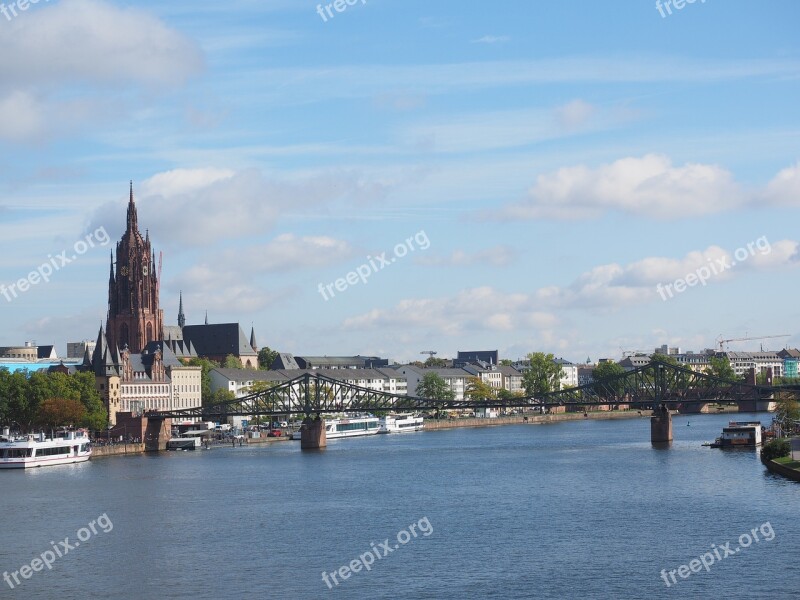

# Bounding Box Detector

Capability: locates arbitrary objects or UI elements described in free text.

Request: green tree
[209,389,236,405]
[424,356,448,368]
[705,356,738,382]
[223,354,243,369]
[36,397,87,430]
[521,353,564,396]
[775,396,800,428]
[762,438,790,461]
[499,359,513,367]
[464,376,495,401]
[258,347,279,370]
[497,389,523,401]
[186,358,219,405]
[592,361,626,397]
[416,372,455,402]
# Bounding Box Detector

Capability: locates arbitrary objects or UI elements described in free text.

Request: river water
[1,412,798,599]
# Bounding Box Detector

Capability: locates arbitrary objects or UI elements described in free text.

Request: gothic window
[120,323,129,348]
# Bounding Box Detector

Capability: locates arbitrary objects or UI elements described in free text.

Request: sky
[0,0,799,364]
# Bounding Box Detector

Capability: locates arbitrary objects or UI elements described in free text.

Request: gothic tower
[106,182,164,353]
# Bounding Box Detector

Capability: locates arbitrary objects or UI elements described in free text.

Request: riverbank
[761,454,800,483]
[424,410,647,431]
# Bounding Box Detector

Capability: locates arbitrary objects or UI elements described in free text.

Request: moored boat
[710,421,763,448]
[0,430,92,469]
[325,416,381,439]
[378,414,424,434]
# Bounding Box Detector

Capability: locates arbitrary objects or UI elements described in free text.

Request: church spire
[250,325,257,352]
[109,251,115,283]
[178,291,186,328]
[126,180,138,234]
[205,311,208,325]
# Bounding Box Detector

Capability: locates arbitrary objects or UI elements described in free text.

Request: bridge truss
[150,360,790,421]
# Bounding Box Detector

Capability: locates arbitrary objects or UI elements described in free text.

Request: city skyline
[1,0,799,363]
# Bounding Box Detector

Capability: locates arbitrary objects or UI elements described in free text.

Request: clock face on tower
[142,264,149,276]
[120,266,129,276]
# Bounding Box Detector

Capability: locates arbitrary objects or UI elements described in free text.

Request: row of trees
[0,369,107,431]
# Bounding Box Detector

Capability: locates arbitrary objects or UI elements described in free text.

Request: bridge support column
[650,403,672,444]
[144,417,171,452]
[300,417,327,450]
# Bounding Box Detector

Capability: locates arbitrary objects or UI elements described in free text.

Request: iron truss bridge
[149,360,793,421]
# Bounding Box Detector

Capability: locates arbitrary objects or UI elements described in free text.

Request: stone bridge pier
[650,403,673,444]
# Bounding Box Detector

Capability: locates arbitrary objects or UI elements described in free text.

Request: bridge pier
[300,416,327,450]
[650,404,673,444]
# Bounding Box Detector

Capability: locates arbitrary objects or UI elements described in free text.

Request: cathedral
[106,183,164,353]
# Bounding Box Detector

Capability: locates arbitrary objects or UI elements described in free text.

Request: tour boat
[324,416,381,439]
[710,421,763,448]
[0,430,92,469]
[378,414,425,434]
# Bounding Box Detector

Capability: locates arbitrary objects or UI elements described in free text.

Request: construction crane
[420,351,437,358]
[716,334,790,352]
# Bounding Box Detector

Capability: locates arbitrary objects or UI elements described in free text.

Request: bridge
[145,360,794,448]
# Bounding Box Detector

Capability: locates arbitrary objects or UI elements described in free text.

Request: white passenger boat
[325,416,381,439]
[378,414,424,434]
[0,430,92,469]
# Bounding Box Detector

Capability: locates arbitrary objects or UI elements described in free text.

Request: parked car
[279,421,288,428]
[268,429,282,437]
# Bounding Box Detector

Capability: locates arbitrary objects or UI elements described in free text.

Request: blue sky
[0,0,799,363]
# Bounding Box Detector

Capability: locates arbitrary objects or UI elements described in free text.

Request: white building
[555,358,578,389]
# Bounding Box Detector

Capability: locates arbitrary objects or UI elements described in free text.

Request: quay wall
[424,410,646,431]
[92,443,145,458]
[761,456,800,483]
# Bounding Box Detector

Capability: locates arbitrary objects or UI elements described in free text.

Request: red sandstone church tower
[106,182,164,353]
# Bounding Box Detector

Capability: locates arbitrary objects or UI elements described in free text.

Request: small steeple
[178,291,186,328]
[204,310,209,325]
[249,325,257,352]
[109,251,115,282]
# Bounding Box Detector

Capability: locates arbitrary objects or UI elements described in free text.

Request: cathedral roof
[182,323,258,358]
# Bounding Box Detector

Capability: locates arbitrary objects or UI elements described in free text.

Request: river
[1,412,797,599]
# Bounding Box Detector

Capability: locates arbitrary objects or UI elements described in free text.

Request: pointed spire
[126,180,138,234]
[178,291,186,328]
[109,251,115,282]
[204,310,208,325]
[249,325,257,352]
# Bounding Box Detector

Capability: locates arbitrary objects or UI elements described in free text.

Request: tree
[36,398,87,430]
[464,376,495,401]
[209,389,236,406]
[499,359,513,367]
[706,356,738,382]
[424,356,448,368]
[223,354,243,369]
[258,347,279,370]
[186,358,219,405]
[592,361,626,397]
[416,372,455,402]
[775,396,800,429]
[521,353,564,396]
[497,389,523,401]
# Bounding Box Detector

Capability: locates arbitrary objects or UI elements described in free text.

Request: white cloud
[89,167,392,248]
[555,99,595,130]
[762,162,800,206]
[0,0,203,88]
[343,286,558,336]
[416,246,516,267]
[472,36,510,44]
[501,154,745,220]
[0,0,204,143]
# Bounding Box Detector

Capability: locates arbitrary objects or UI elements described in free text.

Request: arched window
[120,323,129,348]
[146,322,154,344]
